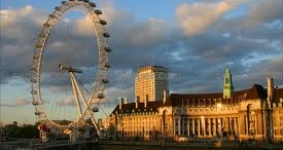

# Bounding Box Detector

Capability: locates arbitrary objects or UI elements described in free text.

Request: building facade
[135,66,169,102]
[106,66,283,143]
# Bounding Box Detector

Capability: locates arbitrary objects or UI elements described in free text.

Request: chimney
[119,97,123,110]
[267,78,274,100]
[135,96,139,109]
[266,77,274,109]
[124,98,128,104]
[145,95,148,108]
[163,90,167,104]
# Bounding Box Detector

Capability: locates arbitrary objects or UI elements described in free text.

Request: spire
[223,66,234,99]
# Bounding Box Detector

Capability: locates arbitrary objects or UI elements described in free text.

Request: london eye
[30,0,111,142]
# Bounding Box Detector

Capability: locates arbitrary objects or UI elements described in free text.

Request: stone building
[106,66,283,143]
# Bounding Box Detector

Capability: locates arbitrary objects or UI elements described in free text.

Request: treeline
[3,122,39,139]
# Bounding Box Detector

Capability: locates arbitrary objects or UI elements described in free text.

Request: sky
[0,0,282,125]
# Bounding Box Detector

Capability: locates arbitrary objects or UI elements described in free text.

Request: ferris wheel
[30,0,111,142]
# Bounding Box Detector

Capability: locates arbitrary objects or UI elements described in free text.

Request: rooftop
[110,84,280,115]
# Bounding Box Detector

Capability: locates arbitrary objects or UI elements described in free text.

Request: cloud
[176,1,235,36]
[56,97,76,107]
[16,98,31,106]
[245,0,282,27]
[215,0,282,39]
[1,98,31,108]
[0,0,282,108]
[103,86,134,106]
[0,3,170,84]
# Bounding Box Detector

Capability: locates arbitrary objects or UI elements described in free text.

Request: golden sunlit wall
[135,66,168,102]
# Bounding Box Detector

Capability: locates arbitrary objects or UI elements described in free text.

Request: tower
[135,66,169,102]
[223,67,234,99]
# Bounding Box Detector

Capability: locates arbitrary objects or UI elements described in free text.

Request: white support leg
[70,72,83,117]
[71,73,101,137]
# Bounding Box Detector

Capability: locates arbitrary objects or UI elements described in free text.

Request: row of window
[118,131,158,136]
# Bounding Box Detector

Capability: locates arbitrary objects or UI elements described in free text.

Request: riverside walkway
[99,140,283,150]
[0,139,98,150]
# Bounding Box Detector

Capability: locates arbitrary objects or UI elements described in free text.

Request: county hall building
[105,65,283,143]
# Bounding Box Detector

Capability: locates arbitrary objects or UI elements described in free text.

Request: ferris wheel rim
[31,0,110,132]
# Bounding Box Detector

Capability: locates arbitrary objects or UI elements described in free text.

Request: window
[225,78,229,84]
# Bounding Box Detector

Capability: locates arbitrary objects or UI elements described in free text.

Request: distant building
[135,66,169,102]
[106,66,283,143]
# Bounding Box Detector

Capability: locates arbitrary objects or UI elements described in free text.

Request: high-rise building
[135,66,169,102]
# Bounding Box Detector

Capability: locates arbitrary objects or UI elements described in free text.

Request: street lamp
[217,103,222,110]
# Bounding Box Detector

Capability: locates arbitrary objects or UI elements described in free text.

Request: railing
[29,139,98,149]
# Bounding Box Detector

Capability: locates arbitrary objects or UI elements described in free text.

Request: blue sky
[1,0,187,21]
[0,0,282,125]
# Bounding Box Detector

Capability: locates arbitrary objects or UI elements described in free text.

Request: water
[47,145,266,150]
[99,145,265,150]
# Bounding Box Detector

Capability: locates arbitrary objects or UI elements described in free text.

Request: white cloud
[56,97,76,107]
[1,98,31,107]
[75,16,95,36]
[100,2,133,25]
[15,98,31,106]
[175,0,249,36]
[176,1,231,36]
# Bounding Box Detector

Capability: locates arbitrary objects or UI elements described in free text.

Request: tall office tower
[135,66,169,102]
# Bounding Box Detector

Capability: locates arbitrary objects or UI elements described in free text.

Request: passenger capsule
[104,63,111,68]
[39,33,47,37]
[33,55,40,60]
[99,19,107,25]
[104,47,111,52]
[32,101,40,105]
[55,6,61,11]
[31,79,37,83]
[89,2,96,7]
[97,93,104,99]
[35,44,43,49]
[43,23,51,28]
[49,14,57,19]
[31,66,37,71]
[102,79,109,84]
[94,10,102,15]
[103,32,110,38]
[92,107,99,112]
[31,90,38,94]
[34,111,42,115]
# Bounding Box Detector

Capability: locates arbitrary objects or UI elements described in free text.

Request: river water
[99,145,267,150]
[48,145,267,150]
